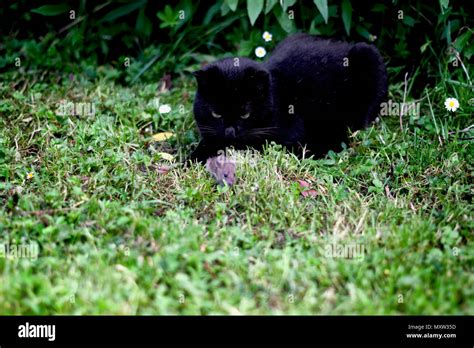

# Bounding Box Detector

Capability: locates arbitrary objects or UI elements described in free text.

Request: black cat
[189,33,387,163]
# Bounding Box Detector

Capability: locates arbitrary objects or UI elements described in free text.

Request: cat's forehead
[204,58,264,84]
[215,67,253,88]
[214,57,259,73]
[207,70,253,101]
[196,58,268,106]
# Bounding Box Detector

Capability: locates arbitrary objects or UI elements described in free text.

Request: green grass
[0,73,472,315]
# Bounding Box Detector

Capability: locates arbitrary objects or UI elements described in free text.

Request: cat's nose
[225,127,236,138]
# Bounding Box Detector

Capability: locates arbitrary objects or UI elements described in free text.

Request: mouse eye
[241,113,250,119]
[211,111,222,118]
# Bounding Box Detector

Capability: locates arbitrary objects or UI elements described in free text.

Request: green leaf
[463,44,474,60]
[402,15,416,27]
[247,0,264,26]
[203,2,222,25]
[355,25,371,40]
[372,177,383,189]
[371,4,386,12]
[445,20,452,45]
[313,0,328,24]
[220,1,231,16]
[265,0,278,14]
[453,31,472,52]
[309,18,322,35]
[101,0,145,22]
[341,0,352,36]
[273,5,295,33]
[439,0,449,9]
[31,4,69,16]
[175,0,193,31]
[135,8,152,37]
[157,5,179,28]
[226,0,239,12]
[282,0,297,11]
[420,40,432,53]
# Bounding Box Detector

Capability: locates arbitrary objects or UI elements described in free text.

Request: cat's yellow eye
[211,111,222,118]
[241,113,250,119]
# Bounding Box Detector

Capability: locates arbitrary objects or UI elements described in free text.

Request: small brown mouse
[205,156,236,186]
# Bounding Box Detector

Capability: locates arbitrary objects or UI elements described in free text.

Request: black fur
[189,33,387,162]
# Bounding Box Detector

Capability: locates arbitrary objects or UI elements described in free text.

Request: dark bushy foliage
[0,0,471,87]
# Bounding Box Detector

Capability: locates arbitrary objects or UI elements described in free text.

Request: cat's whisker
[200,130,217,136]
[199,126,216,131]
[243,132,277,140]
[199,126,218,135]
[247,127,279,135]
[250,127,279,131]
[250,129,278,132]
[247,130,278,136]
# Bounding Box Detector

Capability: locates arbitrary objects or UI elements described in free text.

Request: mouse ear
[205,157,217,173]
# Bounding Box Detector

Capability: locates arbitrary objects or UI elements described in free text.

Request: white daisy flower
[255,46,267,58]
[262,31,273,42]
[444,97,459,112]
[158,104,171,114]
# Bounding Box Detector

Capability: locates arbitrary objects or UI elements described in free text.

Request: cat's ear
[192,70,209,86]
[244,67,269,79]
[245,67,270,86]
[255,69,269,78]
[192,70,204,80]
[254,69,270,84]
[193,66,219,80]
[193,66,220,91]
[245,68,270,93]
[255,71,269,94]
